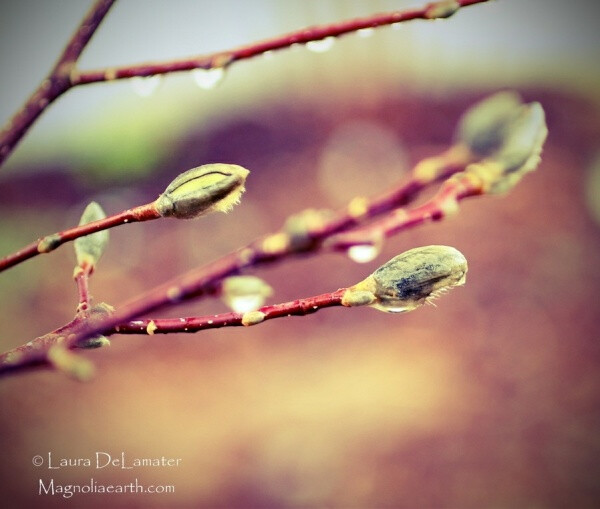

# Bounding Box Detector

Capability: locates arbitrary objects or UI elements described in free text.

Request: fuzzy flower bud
[155,163,249,219]
[74,201,109,268]
[343,245,467,313]
[455,91,524,157]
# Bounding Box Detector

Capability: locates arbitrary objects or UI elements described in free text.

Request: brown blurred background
[1,1,600,508]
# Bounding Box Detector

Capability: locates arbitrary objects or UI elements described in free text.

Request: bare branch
[0,0,116,166]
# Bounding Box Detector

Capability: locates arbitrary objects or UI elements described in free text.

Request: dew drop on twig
[306,37,336,53]
[357,28,375,38]
[130,76,162,97]
[192,67,225,89]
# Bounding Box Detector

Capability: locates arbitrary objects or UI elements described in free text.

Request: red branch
[328,172,483,251]
[74,262,93,312]
[0,0,490,168]
[0,203,158,273]
[0,289,348,377]
[73,0,489,85]
[115,289,347,335]
[0,0,115,167]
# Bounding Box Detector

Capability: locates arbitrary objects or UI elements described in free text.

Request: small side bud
[348,246,468,313]
[455,92,524,157]
[155,163,249,219]
[74,202,109,268]
[241,310,266,326]
[425,0,460,19]
[47,346,95,381]
[283,208,334,251]
[221,275,273,313]
[38,233,62,253]
[77,335,110,349]
[341,289,376,307]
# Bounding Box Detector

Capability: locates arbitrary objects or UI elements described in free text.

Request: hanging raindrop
[130,75,162,97]
[221,275,273,313]
[357,28,375,38]
[306,37,336,53]
[192,67,226,89]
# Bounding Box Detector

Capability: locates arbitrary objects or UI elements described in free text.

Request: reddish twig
[0,288,347,377]
[327,171,483,251]
[73,0,489,85]
[0,0,116,167]
[0,147,477,378]
[0,203,158,273]
[74,263,93,312]
[115,289,348,335]
[0,0,490,168]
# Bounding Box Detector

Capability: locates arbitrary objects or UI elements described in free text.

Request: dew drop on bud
[193,67,225,89]
[347,243,381,264]
[306,37,336,53]
[130,75,162,97]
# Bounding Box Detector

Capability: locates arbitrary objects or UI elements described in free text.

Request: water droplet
[372,304,410,314]
[347,243,381,263]
[192,67,225,89]
[227,295,265,313]
[130,75,161,97]
[306,37,336,53]
[391,22,402,30]
[357,28,375,38]
[263,50,275,60]
[221,275,273,313]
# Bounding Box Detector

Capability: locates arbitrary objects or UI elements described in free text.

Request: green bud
[345,246,468,313]
[155,163,249,219]
[455,92,524,157]
[74,202,109,267]
[491,102,547,190]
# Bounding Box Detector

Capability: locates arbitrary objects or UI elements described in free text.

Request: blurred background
[1,1,600,507]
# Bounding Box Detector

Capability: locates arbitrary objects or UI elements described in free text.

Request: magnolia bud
[455,91,524,157]
[74,202,109,268]
[155,164,249,219]
[343,246,467,313]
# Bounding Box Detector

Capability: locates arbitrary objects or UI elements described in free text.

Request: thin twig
[0,203,158,273]
[74,262,93,313]
[115,289,348,334]
[0,288,348,376]
[327,171,483,251]
[73,0,489,85]
[0,0,116,167]
[0,0,490,168]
